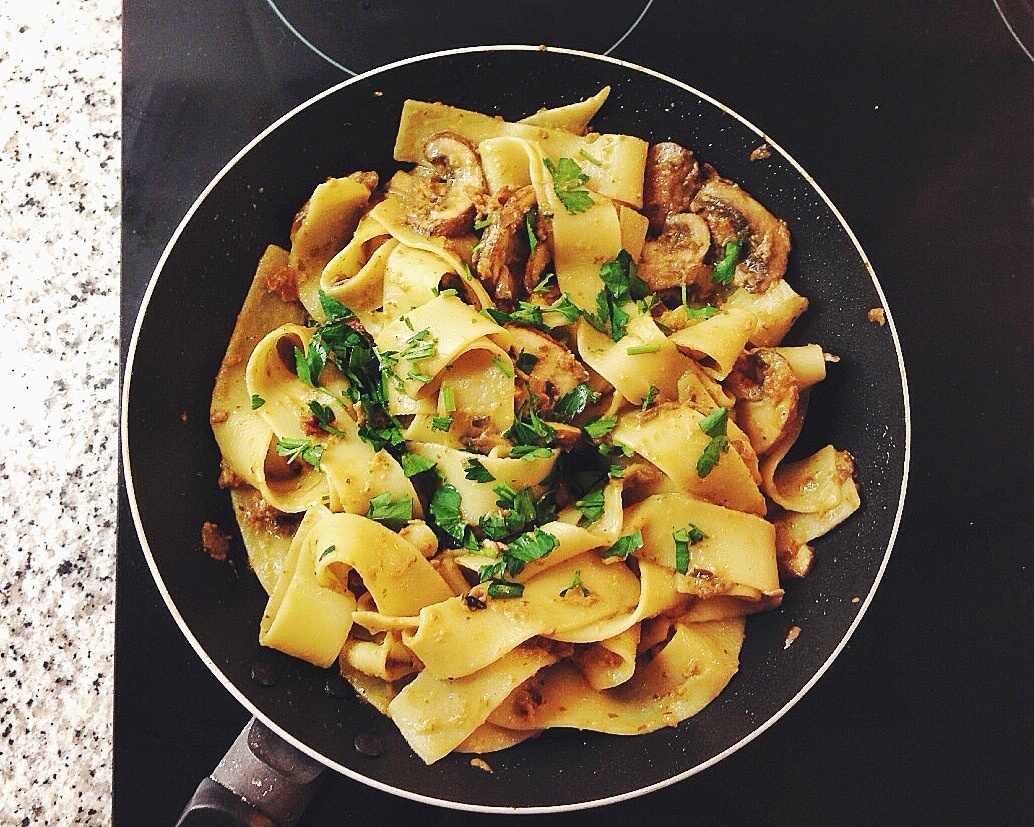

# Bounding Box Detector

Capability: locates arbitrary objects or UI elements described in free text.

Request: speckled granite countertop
[0,2,120,823]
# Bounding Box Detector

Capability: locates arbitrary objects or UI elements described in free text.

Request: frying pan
[121,46,909,816]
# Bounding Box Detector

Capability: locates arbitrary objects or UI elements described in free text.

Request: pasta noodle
[209,89,860,764]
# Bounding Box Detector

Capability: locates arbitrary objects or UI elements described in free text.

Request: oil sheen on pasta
[209,88,860,765]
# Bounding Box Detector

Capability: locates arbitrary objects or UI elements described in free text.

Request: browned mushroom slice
[473,185,538,304]
[387,131,488,238]
[507,325,590,415]
[636,212,714,299]
[691,174,791,293]
[523,206,555,296]
[724,348,801,456]
[642,142,703,236]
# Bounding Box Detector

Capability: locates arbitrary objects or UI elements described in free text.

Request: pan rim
[120,42,911,814]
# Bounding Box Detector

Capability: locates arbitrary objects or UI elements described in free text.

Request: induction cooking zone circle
[994,0,1034,62]
[265,0,655,74]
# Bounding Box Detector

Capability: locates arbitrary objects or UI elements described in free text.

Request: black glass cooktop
[119,1,1034,823]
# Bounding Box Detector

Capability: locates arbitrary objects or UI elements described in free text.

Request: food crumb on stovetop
[783,625,801,649]
[470,757,494,773]
[749,143,771,161]
[201,520,231,562]
[868,307,886,326]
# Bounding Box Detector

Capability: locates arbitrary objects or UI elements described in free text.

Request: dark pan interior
[123,47,907,811]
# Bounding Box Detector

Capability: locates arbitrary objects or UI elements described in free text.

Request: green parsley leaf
[400,452,436,477]
[686,304,719,320]
[250,394,265,410]
[505,528,559,569]
[429,483,468,546]
[319,545,336,561]
[505,405,557,447]
[400,328,438,362]
[307,400,345,435]
[463,458,496,483]
[524,205,538,253]
[365,492,413,531]
[600,249,649,302]
[546,293,583,325]
[510,445,554,460]
[696,407,731,477]
[672,524,707,575]
[531,273,556,294]
[551,382,601,423]
[574,486,606,526]
[486,580,525,599]
[275,437,324,471]
[641,385,660,410]
[294,339,326,387]
[514,350,540,375]
[543,157,593,214]
[474,214,492,230]
[559,568,590,597]
[430,415,454,432]
[712,239,744,285]
[583,416,617,441]
[600,531,644,560]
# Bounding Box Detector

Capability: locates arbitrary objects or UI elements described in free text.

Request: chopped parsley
[505,402,557,447]
[486,580,524,599]
[600,531,644,561]
[696,407,731,477]
[686,304,719,320]
[531,273,556,294]
[400,451,436,477]
[712,239,744,286]
[551,382,600,423]
[430,415,454,432]
[301,291,405,453]
[577,148,603,167]
[582,250,650,341]
[543,157,593,214]
[672,524,707,575]
[463,458,496,483]
[514,350,540,375]
[318,545,336,561]
[274,437,324,471]
[428,483,469,546]
[574,485,606,526]
[560,568,590,597]
[641,385,660,410]
[365,492,413,531]
[583,416,617,441]
[510,445,554,460]
[524,205,538,252]
[307,400,345,435]
[250,394,265,410]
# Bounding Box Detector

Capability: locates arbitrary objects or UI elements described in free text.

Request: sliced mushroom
[636,212,714,298]
[388,131,488,238]
[642,142,703,236]
[724,348,801,456]
[507,325,590,415]
[473,185,538,304]
[691,171,791,293]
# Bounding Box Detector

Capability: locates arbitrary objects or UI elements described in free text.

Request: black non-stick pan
[121,46,909,816]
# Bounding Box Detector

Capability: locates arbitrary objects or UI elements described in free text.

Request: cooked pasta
[209,88,860,764]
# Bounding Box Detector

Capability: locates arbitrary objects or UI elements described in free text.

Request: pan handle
[174,717,325,827]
